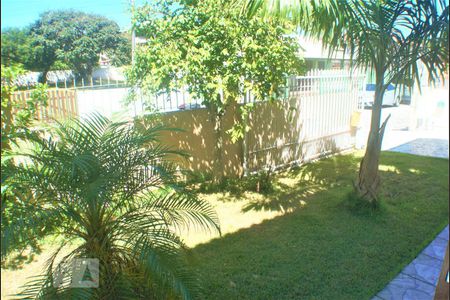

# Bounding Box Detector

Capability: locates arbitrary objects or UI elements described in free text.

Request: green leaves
[129,0,304,113]
[3,10,131,80]
[0,28,32,67]
[3,113,220,299]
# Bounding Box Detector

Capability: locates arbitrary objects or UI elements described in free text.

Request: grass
[190,151,449,299]
[1,151,448,299]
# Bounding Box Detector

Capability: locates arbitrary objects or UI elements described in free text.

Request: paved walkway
[372,226,449,300]
[372,138,449,300]
[389,138,449,159]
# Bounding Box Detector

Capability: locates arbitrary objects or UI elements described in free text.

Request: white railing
[246,69,366,172]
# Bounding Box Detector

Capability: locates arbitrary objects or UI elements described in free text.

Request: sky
[1,0,147,31]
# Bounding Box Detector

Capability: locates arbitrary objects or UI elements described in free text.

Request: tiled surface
[376,273,436,300]
[422,237,448,260]
[373,225,449,300]
[402,253,443,285]
[437,226,449,241]
[389,138,449,159]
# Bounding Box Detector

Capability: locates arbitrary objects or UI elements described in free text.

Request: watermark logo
[53,258,99,288]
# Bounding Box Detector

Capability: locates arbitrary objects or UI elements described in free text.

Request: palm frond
[3,113,221,299]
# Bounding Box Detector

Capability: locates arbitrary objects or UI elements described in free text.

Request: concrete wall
[155,97,356,178]
[155,104,244,178]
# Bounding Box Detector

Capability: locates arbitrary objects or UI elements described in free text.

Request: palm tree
[242,0,449,205]
[2,114,220,299]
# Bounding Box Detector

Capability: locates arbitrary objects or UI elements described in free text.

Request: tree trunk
[39,69,49,84]
[354,78,390,205]
[212,109,224,184]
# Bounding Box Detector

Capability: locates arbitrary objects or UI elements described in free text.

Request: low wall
[155,98,356,178]
[156,104,244,178]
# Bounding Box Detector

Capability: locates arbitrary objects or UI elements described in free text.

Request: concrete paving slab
[402,253,444,286]
[388,138,449,158]
[437,225,449,241]
[422,237,448,261]
[375,273,436,300]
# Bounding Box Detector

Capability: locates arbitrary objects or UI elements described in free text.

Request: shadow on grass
[192,151,448,300]
[241,153,361,214]
[1,246,42,270]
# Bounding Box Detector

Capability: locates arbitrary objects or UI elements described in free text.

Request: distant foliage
[108,31,132,67]
[0,28,32,67]
[1,11,131,82]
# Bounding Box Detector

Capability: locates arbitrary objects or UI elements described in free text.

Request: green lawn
[1,151,448,299]
[191,151,449,299]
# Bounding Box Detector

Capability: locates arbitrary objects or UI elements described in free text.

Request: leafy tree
[1,28,70,73]
[3,114,220,299]
[108,31,132,67]
[129,0,304,182]
[243,0,449,205]
[1,28,33,67]
[29,10,129,81]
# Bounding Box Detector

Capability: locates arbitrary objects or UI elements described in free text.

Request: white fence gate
[245,69,365,172]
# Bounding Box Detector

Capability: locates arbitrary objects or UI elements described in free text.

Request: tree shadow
[191,152,448,299]
[1,246,42,270]
[241,151,361,214]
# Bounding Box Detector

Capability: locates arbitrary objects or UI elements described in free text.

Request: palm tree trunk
[355,78,390,205]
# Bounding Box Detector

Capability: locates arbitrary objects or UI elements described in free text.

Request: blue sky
[1,0,147,31]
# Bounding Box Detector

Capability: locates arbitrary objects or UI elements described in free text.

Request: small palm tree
[242,0,449,205]
[2,114,220,299]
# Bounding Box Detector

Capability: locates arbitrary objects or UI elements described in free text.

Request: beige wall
[156,104,244,178]
[154,96,356,178]
[148,73,362,178]
[246,99,355,172]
